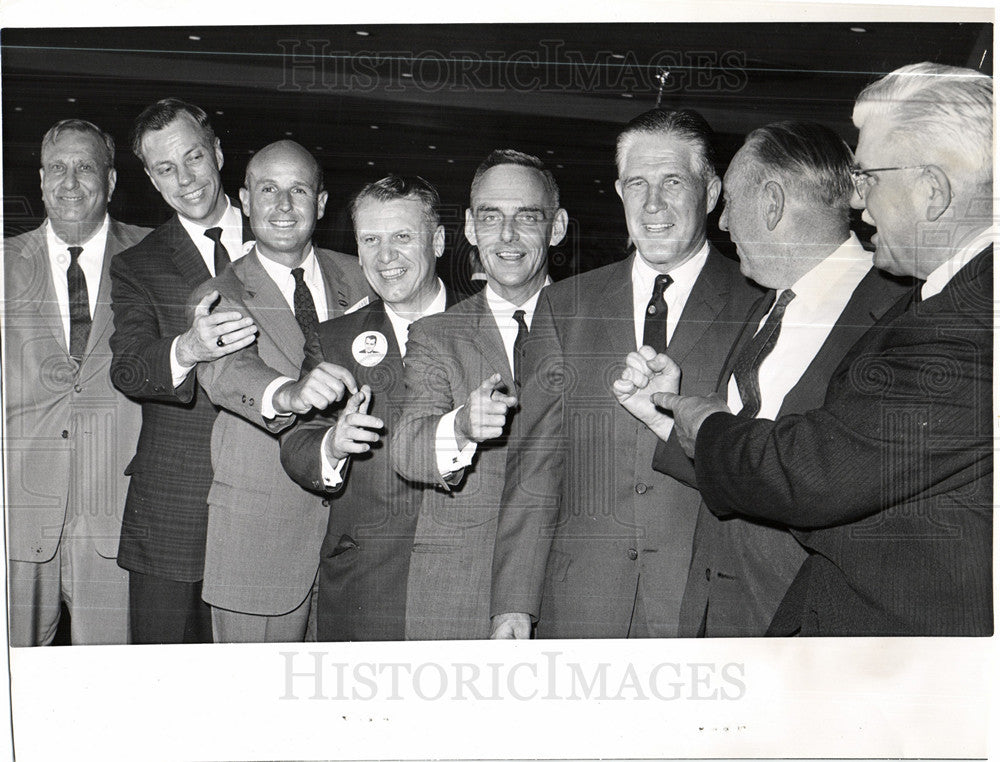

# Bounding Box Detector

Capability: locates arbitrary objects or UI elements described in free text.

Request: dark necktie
[732,289,796,419]
[291,267,320,345]
[512,309,528,388]
[204,226,230,276]
[66,246,91,360]
[642,274,672,353]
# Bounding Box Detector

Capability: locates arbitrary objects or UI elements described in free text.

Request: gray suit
[191,247,369,639]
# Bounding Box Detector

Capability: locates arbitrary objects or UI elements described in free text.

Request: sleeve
[694,319,992,530]
[434,407,477,482]
[389,317,467,490]
[191,288,294,433]
[109,252,197,403]
[651,431,698,488]
[490,291,566,620]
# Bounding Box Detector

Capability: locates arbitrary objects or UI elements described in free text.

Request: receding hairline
[470,162,559,210]
[244,141,324,191]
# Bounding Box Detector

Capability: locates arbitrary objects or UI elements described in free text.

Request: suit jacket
[109,213,249,581]
[192,247,370,616]
[279,290,458,641]
[390,288,522,639]
[655,267,910,636]
[491,248,764,638]
[4,219,150,562]
[693,248,993,636]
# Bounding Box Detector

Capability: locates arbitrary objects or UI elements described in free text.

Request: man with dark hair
[490,109,762,639]
[616,64,993,636]
[280,174,457,641]
[4,119,149,645]
[391,150,568,639]
[190,140,369,642]
[626,121,909,636]
[110,101,350,643]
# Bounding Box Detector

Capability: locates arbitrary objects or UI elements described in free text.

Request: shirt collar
[384,278,448,325]
[787,232,873,302]
[46,214,110,252]
[922,225,996,301]
[176,195,240,238]
[255,245,317,288]
[632,240,709,292]
[484,277,553,317]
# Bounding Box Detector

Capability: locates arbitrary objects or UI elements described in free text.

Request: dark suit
[280,291,456,641]
[391,288,522,639]
[4,218,149,645]
[492,249,763,637]
[655,266,910,636]
[109,212,248,642]
[191,247,369,639]
[693,248,992,636]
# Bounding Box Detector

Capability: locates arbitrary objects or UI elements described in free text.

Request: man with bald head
[190,140,369,642]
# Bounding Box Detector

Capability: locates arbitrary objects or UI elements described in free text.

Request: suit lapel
[666,247,731,365]
[470,290,516,388]
[165,215,212,288]
[238,249,306,370]
[22,227,69,353]
[81,219,125,362]
[597,257,638,354]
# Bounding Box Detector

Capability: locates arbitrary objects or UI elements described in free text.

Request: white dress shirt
[921,225,996,301]
[320,279,448,487]
[726,232,873,420]
[46,215,110,348]
[170,198,246,386]
[631,241,710,351]
[435,279,552,478]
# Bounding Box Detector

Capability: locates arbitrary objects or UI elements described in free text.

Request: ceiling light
[315,146,323,151]
[285,131,293,136]
[401,72,413,78]
[621,93,634,98]
[850,26,866,33]
[370,125,379,130]
[215,110,224,116]
[14,106,22,112]
[546,150,554,155]
[189,35,201,41]
[428,145,436,150]
[356,30,370,36]
[556,164,564,169]
[611,53,625,60]
[447,159,454,164]
[67,97,77,103]
[367,161,375,166]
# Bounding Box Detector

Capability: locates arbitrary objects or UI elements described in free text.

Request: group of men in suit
[3,60,992,645]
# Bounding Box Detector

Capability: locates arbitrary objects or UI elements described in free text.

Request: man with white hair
[614,62,993,636]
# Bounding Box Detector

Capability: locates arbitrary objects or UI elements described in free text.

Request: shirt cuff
[436,407,477,478]
[170,336,195,388]
[320,428,348,488]
[261,375,297,419]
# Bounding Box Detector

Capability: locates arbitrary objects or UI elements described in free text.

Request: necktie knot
[205,227,229,275]
[67,245,83,262]
[291,267,306,286]
[512,309,527,329]
[204,227,224,244]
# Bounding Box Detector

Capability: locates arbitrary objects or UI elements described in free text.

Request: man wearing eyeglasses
[390,149,567,639]
[614,62,993,636]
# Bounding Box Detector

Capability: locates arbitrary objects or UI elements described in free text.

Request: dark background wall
[2,23,992,289]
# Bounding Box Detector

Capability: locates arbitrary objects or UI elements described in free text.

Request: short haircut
[469,149,560,209]
[350,175,441,228]
[736,121,854,214]
[130,97,216,164]
[616,108,717,181]
[40,119,115,169]
[853,62,993,187]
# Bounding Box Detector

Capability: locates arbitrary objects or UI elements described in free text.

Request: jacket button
[241,395,247,403]
[705,567,712,581]
[248,398,255,407]
[61,430,69,439]
[627,548,638,561]
[73,384,83,393]
[635,483,647,494]
[321,499,331,508]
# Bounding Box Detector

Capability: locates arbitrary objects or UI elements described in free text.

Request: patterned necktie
[642,274,672,353]
[512,309,528,389]
[66,246,91,360]
[291,267,320,345]
[204,226,230,276]
[732,289,796,419]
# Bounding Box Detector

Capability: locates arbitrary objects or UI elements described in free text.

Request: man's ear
[106,168,118,203]
[214,138,224,171]
[922,165,952,222]
[238,186,250,214]
[549,208,569,247]
[705,174,722,214]
[614,178,624,201]
[315,190,329,221]
[464,208,477,247]
[762,180,785,231]
[433,224,446,257]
